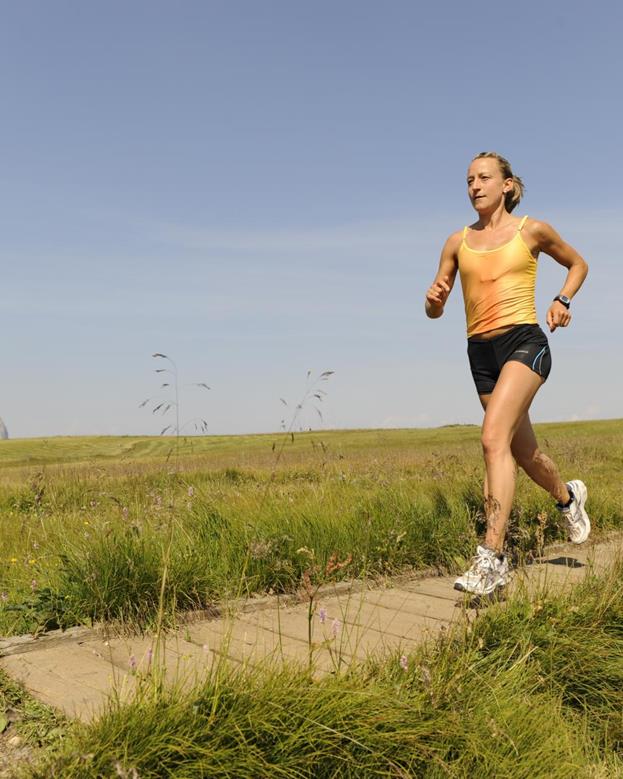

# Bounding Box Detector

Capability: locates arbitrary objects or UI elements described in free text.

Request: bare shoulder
[522,217,561,245]
[442,229,464,255]
[433,230,462,281]
[523,216,586,269]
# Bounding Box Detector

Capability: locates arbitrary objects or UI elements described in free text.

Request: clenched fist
[425,275,451,317]
[546,300,572,332]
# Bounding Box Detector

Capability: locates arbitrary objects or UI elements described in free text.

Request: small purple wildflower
[331,618,341,638]
[319,607,327,624]
[187,486,194,498]
[146,648,153,668]
[129,654,137,672]
[399,654,408,672]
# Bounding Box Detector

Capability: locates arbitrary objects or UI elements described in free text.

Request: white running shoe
[559,480,591,544]
[453,545,509,596]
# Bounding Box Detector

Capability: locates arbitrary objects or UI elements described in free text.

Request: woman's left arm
[530,220,589,332]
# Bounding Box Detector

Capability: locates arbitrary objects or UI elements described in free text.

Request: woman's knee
[481,426,512,459]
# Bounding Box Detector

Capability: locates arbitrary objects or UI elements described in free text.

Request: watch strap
[553,295,571,309]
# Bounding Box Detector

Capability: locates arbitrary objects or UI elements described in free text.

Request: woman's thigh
[481,361,544,444]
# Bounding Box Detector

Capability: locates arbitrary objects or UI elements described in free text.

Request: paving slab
[0,643,136,721]
[78,633,216,684]
[1,534,621,722]
[184,617,323,669]
[401,577,459,601]
[190,624,345,675]
[361,588,463,622]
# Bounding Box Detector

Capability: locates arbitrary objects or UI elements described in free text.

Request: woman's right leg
[454,362,542,595]
[478,361,545,553]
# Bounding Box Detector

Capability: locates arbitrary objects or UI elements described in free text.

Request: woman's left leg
[510,412,570,504]
[480,360,544,553]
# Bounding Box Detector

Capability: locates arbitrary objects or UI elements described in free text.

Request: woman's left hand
[546,301,572,332]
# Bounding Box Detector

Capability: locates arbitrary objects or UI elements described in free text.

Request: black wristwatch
[553,295,571,309]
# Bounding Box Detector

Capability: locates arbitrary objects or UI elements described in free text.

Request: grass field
[1,421,622,636]
[1,421,622,776]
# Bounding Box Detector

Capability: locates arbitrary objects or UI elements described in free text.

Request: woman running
[425,151,590,596]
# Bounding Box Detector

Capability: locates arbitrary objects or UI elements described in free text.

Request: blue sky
[1,1,620,438]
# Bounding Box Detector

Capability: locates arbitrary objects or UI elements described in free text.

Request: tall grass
[24,558,623,778]
[1,422,622,635]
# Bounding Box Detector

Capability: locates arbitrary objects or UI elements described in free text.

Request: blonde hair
[473,152,525,213]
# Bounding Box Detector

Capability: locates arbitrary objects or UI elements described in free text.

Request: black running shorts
[467,324,552,395]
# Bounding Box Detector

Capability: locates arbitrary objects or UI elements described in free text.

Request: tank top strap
[462,226,468,240]
[518,215,529,231]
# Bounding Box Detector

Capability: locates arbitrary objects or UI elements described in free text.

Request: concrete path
[1,536,621,722]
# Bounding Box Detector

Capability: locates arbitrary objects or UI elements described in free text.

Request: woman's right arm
[425,233,461,318]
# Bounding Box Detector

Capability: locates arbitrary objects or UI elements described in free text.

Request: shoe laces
[468,547,496,575]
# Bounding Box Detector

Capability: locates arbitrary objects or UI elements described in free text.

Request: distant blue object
[0,418,8,439]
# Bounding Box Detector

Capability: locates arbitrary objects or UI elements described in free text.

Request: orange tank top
[458,216,538,337]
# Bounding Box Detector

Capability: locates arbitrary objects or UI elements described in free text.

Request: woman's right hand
[425,234,460,318]
[425,275,451,314]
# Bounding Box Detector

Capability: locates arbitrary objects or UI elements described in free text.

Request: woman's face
[466,158,512,213]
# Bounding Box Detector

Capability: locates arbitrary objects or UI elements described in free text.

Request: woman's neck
[474,204,512,230]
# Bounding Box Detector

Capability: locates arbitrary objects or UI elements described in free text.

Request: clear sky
[1,1,621,438]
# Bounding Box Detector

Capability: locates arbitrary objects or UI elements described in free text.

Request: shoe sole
[453,579,507,595]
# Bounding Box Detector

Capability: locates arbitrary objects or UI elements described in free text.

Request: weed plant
[23,558,623,778]
[0,668,66,776]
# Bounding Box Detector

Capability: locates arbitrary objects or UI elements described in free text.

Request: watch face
[559,295,570,304]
